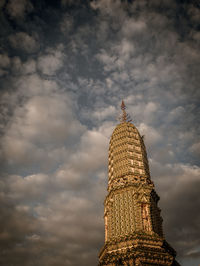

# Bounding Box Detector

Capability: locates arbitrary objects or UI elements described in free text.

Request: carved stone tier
[99,236,177,266]
[108,123,152,190]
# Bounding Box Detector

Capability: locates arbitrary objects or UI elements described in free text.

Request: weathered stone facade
[99,103,180,266]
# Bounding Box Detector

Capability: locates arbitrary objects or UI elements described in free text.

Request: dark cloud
[6,0,33,19]
[0,0,200,265]
[8,32,39,53]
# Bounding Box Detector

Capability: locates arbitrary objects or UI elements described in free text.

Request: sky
[0,0,200,265]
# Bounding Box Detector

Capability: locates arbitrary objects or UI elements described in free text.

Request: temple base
[99,235,180,266]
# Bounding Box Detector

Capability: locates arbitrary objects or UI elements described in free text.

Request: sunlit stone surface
[99,102,180,266]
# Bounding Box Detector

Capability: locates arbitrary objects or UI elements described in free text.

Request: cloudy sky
[0,0,200,265]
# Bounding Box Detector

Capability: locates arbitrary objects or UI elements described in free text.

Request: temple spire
[120,100,132,123]
[98,103,179,266]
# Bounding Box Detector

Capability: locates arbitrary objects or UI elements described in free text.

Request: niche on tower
[141,202,151,232]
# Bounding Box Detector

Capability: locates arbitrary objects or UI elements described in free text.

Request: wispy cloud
[0,1,199,265]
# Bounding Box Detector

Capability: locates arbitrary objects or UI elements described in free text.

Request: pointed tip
[121,100,126,110]
[118,100,133,123]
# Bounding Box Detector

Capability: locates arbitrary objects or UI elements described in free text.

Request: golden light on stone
[98,101,180,266]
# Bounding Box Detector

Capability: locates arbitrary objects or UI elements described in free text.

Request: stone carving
[99,102,179,266]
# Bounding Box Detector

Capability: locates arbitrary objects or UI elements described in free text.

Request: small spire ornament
[119,100,132,123]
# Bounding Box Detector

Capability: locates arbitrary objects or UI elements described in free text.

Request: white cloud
[55,166,83,188]
[91,106,116,121]
[113,39,135,66]
[125,101,159,125]
[90,0,121,14]
[190,142,200,157]
[150,161,200,198]
[96,49,116,70]
[68,128,108,174]
[2,136,42,165]
[122,18,146,37]
[12,57,36,74]
[8,174,49,200]
[37,50,64,75]
[149,161,200,258]
[1,86,85,170]
[105,77,113,88]
[16,74,59,96]
[96,39,135,72]
[11,56,22,73]
[0,0,200,265]
[60,14,74,34]
[9,32,39,53]
[167,106,185,123]
[54,122,113,189]
[23,59,36,74]
[145,102,158,113]
[0,54,10,68]
[138,123,162,146]
[4,96,81,142]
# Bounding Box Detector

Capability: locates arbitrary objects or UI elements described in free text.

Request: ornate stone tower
[98,101,179,266]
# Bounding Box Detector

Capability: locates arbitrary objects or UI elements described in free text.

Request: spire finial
[119,100,132,123]
[121,100,126,110]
